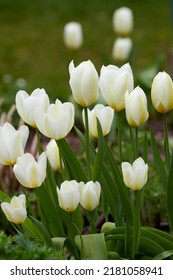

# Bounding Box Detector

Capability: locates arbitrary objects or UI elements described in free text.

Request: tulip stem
[117,111,122,163]
[36,128,43,154]
[132,190,141,259]
[84,107,92,179]
[135,127,138,158]
[163,113,170,170]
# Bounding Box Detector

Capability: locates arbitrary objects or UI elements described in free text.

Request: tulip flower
[121,157,148,191]
[13,152,47,188]
[151,71,173,113]
[82,104,114,137]
[69,60,99,107]
[57,180,81,212]
[34,99,74,140]
[45,139,61,171]
[63,22,83,50]
[112,37,132,62]
[0,122,29,165]
[80,181,101,211]
[125,86,149,127]
[113,7,133,36]
[1,194,27,224]
[99,63,134,111]
[15,88,50,127]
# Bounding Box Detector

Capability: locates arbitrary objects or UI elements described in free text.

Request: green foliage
[0,231,65,260]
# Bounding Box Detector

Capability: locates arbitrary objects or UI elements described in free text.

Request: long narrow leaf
[152,250,173,260]
[103,139,133,225]
[167,152,173,230]
[150,129,167,190]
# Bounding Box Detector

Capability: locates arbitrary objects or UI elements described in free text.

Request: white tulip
[112,37,132,62]
[80,181,101,211]
[13,152,47,188]
[69,60,99,107]
[63,22,83,50]
[57,180,81,212]
[113,7,133,36]
[46,139,61,171]
[16,88,50,127]
[1,194,27,224]
[99,63,134,111]
[122,157,148,191]
[125,86,149,127]
[151,71,173,113]
[34,99,74,140]
[83,104,114,137]
[0,122,29,165]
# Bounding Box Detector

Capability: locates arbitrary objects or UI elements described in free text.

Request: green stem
[36,128,43,154]
[130,126,135,162]
[84,107,92,179]
[117,111,122,163]
[163,113,170,170]
[22,186,36,218]
[135,127,138,158]
[132,190,141,259]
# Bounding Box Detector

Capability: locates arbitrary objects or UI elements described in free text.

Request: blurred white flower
[112,37,132,62]
[63,21,83,50]
[46,139,61,171]
[113,7,134,36]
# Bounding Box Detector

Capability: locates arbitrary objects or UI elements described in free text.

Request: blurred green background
[0,0,173,107]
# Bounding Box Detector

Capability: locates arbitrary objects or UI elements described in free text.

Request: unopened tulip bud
[125,86,149,127]
[83,104,114,137]
[69,60,99,107]
[46,139,61,171]
[13,152,47,188]
[57,180,81,212]
[99,63,134,111]
[34,99,74,140]
[80,181,101,211]
[1,194,27,224]
[151,71,173,113]
[0,122,29,165]
[121,157,148,191]
[113,7,133,36]
[16,88,50,127]
[112,37,132,62]
[63,22,83,50]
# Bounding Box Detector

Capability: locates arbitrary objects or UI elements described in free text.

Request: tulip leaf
[75,233,107,260]
[58,138,87,182]
[103,139,133,225]
[167,152,173,230]
[150,129,167,190]
[52,237,66,250]
[0,191,10,203]
[152,250,173,260]
[22,217,46,243]
[30,216,52,246]
[92,118,104,181]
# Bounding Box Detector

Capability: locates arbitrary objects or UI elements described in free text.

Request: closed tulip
[13,152,47,188]
[46,139,61,171]
[57,180,81,212]
[113,7,133,36]
[80,181,101,211]
[63,22,83,50]
[0,122,29,165]
[112,37,132,62]
[151,71,173,113]
[125,86,149,127]
[69,60,99,107]
[99,63,134,111]
[121,157,148,191]
[1,194,27,224]
[16,88,50,127]
[83,104,114,137]
[34,99,74,140]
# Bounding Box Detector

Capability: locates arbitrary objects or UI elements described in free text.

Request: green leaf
[150,129,167,190]
[52,237,66,250]
[152,250,173,260]
[22,217,45,243]
[103,139,133,225]
[58,138,87,182]
[167,152,173,230]
[75,233,107,260]
[0,191,10,203]
[92,119,104,181]
[30,216,52,247]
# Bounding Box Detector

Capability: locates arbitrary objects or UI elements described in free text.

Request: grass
[0,0,172,107]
